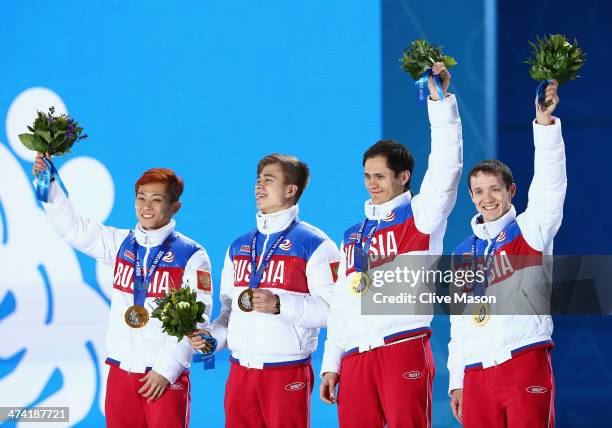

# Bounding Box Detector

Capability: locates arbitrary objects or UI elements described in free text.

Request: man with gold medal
[448,82,565,427]
[189,154,340,428]
[320,62,463,427]
[32,162,212,428]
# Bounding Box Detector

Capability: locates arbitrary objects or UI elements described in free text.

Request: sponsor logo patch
[349,233,359,241]
[496,231,507,243]
[197,270,212,293]
[285,382,305,391]
[123,250,136,261]
[240,244,250,253]
[526,386,548,394]
[162,251,175,263]
[403,370,423,380]
[279,239,292,251]
[168,382,184,390]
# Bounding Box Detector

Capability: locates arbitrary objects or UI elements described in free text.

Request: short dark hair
[135,168,184,203]
[362,139,415,191]
[467,160,514,192]
[257,154,310,203]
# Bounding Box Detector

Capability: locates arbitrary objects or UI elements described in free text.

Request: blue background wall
[1,1,610,426]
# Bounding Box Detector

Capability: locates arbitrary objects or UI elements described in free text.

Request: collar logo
[240,244,251,253]
[496,231,507,243]
[123,250,136,261]
[279,239,292,251]
[382,210,396,222]
[285,382,305,391]
[162,251,175,263]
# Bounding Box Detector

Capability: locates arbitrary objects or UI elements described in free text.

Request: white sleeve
[151,247,213,383]
[412,94,463,235]
[209,248,234,350]
[277,238,340,329]
[320,242,349,376]
[447,314,467,395]
[39,180,128,265]
[517,118,567,252]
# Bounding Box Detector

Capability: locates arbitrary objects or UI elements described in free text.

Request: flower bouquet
[525,34,585,110]
[400,39,457,102]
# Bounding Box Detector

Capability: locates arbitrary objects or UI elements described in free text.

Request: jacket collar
[364,191,412,220]
[256,204,299,234]
[471,205,516,240]
[134,219,176,247]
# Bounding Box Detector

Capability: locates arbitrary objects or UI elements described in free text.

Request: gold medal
[472,303,490,327]
[238,289,254,312]
[125,305,149,328]
[350,272,371,296]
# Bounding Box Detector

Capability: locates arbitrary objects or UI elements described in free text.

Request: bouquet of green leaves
[18,106,88,155]
[400,39,457,81]
[151,287,209,350]
[525,34,585,109]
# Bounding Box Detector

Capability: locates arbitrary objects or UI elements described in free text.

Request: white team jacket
[321,94,463,375]
[447,117,566,393]
[40,181,212,383]
[210,205,340,369]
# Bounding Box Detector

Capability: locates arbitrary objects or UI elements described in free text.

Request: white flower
[177,301,189,309]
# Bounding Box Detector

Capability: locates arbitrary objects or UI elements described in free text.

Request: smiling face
[135,182,181,230]
[469,172,516,223]
[255,163,297,214]
[364,155,410,205]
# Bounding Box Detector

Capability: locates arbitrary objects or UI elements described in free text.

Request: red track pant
[224,361,314,428]
[105,365,191,428]
[337,336,435,428]
[463,348,555,428]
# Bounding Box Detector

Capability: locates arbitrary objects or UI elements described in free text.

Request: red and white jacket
[210,204,340,369]
[40,181,212,383]
[321,94,463,375]
[447,117,566,394]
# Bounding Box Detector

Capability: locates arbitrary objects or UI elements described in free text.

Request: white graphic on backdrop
[0,88,115,425]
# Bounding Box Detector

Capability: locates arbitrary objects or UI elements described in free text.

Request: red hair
[134,168,184,203]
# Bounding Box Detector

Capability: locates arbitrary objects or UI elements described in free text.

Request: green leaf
[442,55,458,67]
[35,130,52,143]
[18,134,37,151]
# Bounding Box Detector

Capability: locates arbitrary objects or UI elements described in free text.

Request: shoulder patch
[197,270,212,293]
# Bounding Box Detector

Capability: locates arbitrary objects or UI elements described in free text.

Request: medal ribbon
[132,232,176,307]
[415,69,445,104]
[36,157,69,202]
[536,79,553,108]
[470,234,501,296]
[248,220,299,288]
[353,219,379,273]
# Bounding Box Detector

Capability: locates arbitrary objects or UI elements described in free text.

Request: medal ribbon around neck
[470,232,503,296]
[248,220,298,288]
[133,232,177,306]
[353,218,379,273]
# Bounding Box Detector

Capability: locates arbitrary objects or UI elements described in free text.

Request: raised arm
[33,153,127,264]
[412,63,464,235]
[519,80,567,252]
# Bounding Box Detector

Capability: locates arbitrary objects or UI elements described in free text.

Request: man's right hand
[320,372,339,404]
[32,152,50,177]
[450,388,463,423]
[189,329,213,352]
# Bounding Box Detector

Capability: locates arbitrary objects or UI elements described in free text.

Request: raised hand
[536,79,559,125]
[428,62,451,100]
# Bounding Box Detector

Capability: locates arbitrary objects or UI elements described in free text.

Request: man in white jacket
[31,162,212,428]
[190,154,340,428]
[320,63,463,427]
[448,81,565,427]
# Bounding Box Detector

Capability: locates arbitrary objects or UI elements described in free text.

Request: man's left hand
[251,289,280,314]
[138,370,170,403]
